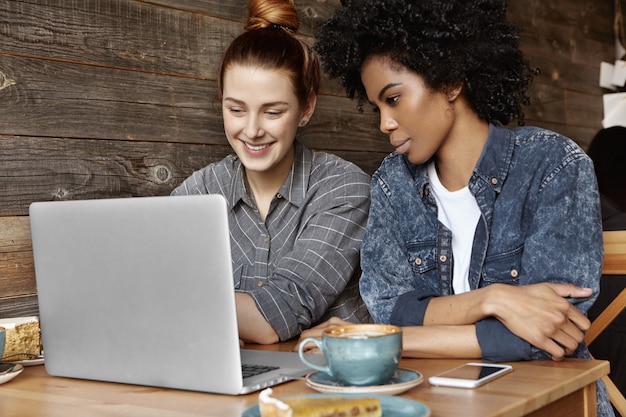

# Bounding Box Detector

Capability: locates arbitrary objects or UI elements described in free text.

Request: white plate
[305,368,424,396]
[242,393,430,417]
[0,363,24,385]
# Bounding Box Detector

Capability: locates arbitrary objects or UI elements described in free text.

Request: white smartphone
[428,362,513,388]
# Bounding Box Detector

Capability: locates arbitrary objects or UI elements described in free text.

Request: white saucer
[6,357,45,367]
[0,363,24,385]
[305,368,424,395]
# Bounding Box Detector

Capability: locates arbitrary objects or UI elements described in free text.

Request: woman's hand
[295,317,351,353]
[487,283,592,361]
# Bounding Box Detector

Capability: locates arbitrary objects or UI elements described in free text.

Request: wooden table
[0,342,609,417]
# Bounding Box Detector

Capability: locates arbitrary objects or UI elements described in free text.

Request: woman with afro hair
[299,0,611,414]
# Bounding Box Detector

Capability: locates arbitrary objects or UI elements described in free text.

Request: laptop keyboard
[242,364,280,378]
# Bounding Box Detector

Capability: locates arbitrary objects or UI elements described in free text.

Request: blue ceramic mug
[298,324,402,386]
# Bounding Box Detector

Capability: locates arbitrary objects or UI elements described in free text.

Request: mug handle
[298,337,331,375]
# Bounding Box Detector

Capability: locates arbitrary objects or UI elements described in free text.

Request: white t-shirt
[427,162,481,294]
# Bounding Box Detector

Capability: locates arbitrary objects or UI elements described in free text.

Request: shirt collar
[409,123,515,197]
[278,140,310,207]
[229,140,311,209]
[470,123,515,194]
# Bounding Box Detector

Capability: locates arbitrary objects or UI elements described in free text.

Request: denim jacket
[361,123,603,361]
[360,124,614,416]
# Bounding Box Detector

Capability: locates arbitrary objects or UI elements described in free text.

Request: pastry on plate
[0,316,42,361]
[258,388,382,417]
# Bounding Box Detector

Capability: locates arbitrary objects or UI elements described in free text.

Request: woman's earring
[299,119,308,127]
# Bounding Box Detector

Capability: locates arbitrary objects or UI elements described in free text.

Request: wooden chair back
[585,230,626,416]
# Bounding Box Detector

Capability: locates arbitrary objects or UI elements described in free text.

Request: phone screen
[429,363,513,388]
[439,364,506,380]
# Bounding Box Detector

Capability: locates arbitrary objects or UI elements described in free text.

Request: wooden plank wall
[510,0,621,147]
[0,0,621,318]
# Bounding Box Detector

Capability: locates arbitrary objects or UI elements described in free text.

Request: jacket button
[439,255,447,263]
[257,281,264,287]
[491,178,498,185]
[510,269,519,277]
[415,258,422,265]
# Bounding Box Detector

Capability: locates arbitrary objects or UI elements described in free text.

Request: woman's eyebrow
[261,101,289,107]
[223,97,245,105]
[378,83,402,101]
[223,97,289,107]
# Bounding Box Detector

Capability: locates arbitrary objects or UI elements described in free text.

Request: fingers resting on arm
[487,283,591,361]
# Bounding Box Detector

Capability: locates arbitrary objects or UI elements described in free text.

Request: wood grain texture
[507,0,615,140]
[0,135,386,215]
[0,216,35,296]
[0,55,222,143]
[523,48,612,97]
[0,295,39,318]
[0,54,385,149]
[586,230,626,414]
[142,0,342,37]
[0,0,345,94]
[0,352,609,417]
[0,0,238,79]
[0,136,229,209]
[602,230,626,275]
[0,216,38,318]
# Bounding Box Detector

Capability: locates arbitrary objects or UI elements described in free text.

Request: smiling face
[360,55,458,165]
[222,64,313,178]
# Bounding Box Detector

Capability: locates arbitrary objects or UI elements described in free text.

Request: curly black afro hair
[315,0,536,125]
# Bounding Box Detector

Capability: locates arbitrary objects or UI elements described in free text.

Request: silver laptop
[30,195,322,395]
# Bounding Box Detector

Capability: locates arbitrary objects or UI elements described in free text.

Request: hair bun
[245,0,300,32]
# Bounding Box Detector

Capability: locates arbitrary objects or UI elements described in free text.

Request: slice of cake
[0,316,42,361]
[258,388,382,417]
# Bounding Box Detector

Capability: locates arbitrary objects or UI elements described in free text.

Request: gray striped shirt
[171,141,371,340]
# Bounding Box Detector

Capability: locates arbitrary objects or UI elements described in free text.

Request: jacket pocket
[408,243,438,275]
[481,245,523,285]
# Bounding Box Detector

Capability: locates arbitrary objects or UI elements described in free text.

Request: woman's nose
[244,116,264,138]
[379,111,397,135]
